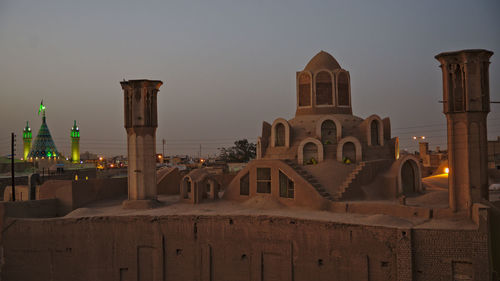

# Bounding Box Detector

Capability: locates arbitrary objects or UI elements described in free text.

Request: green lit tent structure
[28,101,59,159]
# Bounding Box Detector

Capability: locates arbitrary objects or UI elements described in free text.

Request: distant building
[80,151,98,162]
[70,120,80,163]
[27,101,59,160]
[418,142,447,176]
[488,137,500,169]
[22,121,32,160]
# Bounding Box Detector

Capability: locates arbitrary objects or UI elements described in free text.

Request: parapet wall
[38,177,127,215]
[0,199,57,241]
[1,214,490,281]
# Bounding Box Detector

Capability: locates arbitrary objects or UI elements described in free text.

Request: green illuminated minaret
[23,121,32,160]
[71,120,80,163]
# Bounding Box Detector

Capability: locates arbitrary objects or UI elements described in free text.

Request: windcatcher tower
[28,101,59,159]
[22,121,32,160]
[435,49,493,214]
[120,79,163,209]
[70,120,80,163]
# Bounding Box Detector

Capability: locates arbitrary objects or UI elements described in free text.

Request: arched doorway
[303,142,318,165]
[321,120,337,144]
[343,142,356,163]
[182,178,191,199]
[401,161,416,194]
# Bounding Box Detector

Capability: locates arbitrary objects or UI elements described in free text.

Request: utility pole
[199,144,202,158]
[11,132,16,201]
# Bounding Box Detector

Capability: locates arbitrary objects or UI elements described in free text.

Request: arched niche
[297,71,312,107]
[315,116,342,143]
[315,70,334,106]
[337,136,362,163]
[205,178,219,200]
[181,177,192,200]
[336,71,350,106]
[297,137,324,165]
[271,118,291,148]
[365,115,384,146]
[397,155,422,195]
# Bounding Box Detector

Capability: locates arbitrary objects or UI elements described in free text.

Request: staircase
[338,162,366,198]
[283,159,336,201]
[338,159,393,199]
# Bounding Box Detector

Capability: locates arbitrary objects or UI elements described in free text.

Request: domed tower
[296,51,352,116]
[70,120,80,163]
[22,121,32,160]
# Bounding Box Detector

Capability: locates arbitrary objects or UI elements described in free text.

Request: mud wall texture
[1,215,490,281]
[39,178,127,215]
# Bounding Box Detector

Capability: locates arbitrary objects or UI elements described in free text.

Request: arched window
[370,120,379,145]
[338,72,349,106]
[315,71,333,105]
[303,142,318,165]
[321,120,337,144]
[298,73,311,107]
[342,142,356,163]
[275,123,285,147]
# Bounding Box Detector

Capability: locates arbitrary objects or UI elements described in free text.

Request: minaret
[435,49,493,214]
[120,79,163,209]
[23,121,32,160]
[71,120,80,163]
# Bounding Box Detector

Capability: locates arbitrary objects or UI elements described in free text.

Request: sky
[0,0,499,157]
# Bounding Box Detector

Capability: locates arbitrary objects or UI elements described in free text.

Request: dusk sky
[1,0,499,157]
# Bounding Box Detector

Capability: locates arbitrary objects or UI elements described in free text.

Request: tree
[218,139,256,163]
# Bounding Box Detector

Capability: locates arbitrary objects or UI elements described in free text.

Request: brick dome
[304,51,341,72]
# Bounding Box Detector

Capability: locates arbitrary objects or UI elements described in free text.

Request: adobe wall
[0,199,57,241]
[38,180,73,215]
[38,178,127,215]
[412,229,490,281]
[1,214,491,281]
[72,177,127,208]
[157,170,182,195]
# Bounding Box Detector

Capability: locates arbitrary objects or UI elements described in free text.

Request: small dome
[304,51,341,72]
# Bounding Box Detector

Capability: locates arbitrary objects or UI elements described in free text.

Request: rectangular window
[279,171,294,198]
[240,173,249,195]
[256,168,271,193]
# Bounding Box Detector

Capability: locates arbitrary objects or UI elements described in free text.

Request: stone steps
[283,159,335,201]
